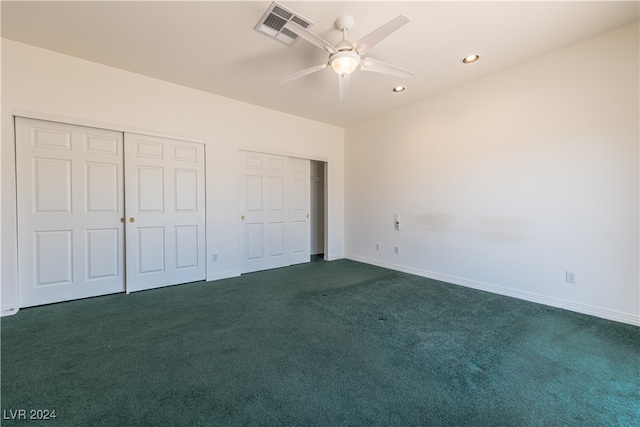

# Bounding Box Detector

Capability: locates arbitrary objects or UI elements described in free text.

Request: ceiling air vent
[254,2,313,47]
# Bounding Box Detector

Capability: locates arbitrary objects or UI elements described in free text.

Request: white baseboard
[206,270,241,282]
[324,253,345,261]
[345,254,640,327]
[1,306,20,317]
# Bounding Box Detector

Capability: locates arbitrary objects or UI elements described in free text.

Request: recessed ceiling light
[392,86,406,93]
[462,54,480,64]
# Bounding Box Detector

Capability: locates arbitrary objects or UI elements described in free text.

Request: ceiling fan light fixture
[329,51,361,75]
[462,54,480,64]
[277,12,413,100]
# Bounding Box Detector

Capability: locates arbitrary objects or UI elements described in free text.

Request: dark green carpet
[2,259,638,426]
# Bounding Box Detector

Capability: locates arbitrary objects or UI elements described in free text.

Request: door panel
[247,223,264,260]
[292,221,307,254]
[138,226,165,274]
[86,162,119,212]
[125,134,205,292]
[269,176,285,210]
[175,225,199,268]
[289,157,310,265]
[269,222,285,256]
[86,228,119,280]
[34,158,71,212]
[247,175,263,210]
[138,166,164,211]
[175,170,198,210]
[16,117,125,307]
[35,230,72,286]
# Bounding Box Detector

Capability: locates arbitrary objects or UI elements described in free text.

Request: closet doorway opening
[310,160,326,260]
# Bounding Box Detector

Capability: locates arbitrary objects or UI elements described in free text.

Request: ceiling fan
[280,14,413,100]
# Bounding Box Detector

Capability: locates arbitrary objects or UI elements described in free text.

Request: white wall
[345,22,639,325]
[1,39,345,315]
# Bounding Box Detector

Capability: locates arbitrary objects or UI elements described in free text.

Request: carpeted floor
[2,259,638,426]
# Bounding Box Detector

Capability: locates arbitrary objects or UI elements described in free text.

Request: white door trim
[10,109,206,144]
[238,145,328,163]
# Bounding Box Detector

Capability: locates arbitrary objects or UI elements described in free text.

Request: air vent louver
[290,16,310,28]
[272,5,292,20]
[254,2,313,47]
[280,27,298,40]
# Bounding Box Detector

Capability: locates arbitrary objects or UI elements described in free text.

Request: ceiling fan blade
[338,73,350,101]
[280,63,328,84]
[353,15,410,55]
[360,57,413,79]
[283,21,338,54]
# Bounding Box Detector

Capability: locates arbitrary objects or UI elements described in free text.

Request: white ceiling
[2,1,638,127]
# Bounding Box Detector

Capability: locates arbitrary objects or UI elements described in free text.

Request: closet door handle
[120,218,125,223]
[129,217,135,223]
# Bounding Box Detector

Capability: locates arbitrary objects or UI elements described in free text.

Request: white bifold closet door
[289,157,312,266]
[239,151,310,273]
[124,133,206,293]
[15,118,205,308]
[16,118,126,307]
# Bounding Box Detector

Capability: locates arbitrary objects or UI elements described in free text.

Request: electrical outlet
[212,253,218,262]
[375,243,380,251]
[565,271,576,283]
[394,246,399,255]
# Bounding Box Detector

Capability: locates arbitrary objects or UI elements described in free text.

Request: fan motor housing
[335,15,354,31]
[335,40,354,52]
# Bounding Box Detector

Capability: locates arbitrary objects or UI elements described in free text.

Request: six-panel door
[289,157,311,266]
[240,151,310,273]
[124,133,206,293]
[16,118,126,307]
